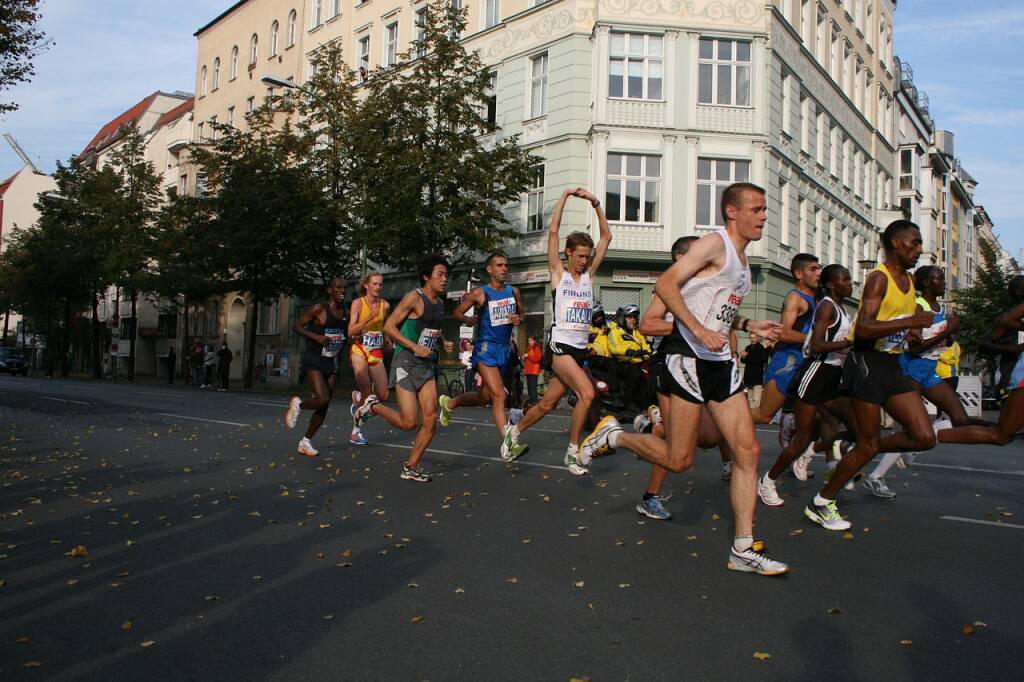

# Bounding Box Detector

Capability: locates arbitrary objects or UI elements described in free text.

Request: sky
[1,0,1021,261]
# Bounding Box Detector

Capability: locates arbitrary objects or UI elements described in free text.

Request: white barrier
[923,374,982,418]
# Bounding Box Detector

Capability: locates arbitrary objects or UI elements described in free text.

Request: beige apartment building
[190,0,902,384]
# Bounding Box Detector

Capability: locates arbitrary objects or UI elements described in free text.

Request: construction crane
[3,133,42,174]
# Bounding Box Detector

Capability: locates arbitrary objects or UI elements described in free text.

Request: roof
[0,171,17,198]
[79,93,160,158]
[195,1,250,37]
[153,97,195,130]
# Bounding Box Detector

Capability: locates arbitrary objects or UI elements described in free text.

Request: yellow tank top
[856,263,917,354]
[358,297,386,332]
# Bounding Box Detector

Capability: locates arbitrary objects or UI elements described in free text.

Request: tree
[952,237,1016,359]
[189,106,320,388]
[357,1,539,271]
[0,0,50,114]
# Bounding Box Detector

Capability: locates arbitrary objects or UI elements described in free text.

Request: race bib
[322,328,344,357]
[362,330,384,351]
[877,314,911,353]
[488,297,516,327]
[561,299,592,332]
[920,319,947,360]
[418,328,440,351]
[704,290,743,334]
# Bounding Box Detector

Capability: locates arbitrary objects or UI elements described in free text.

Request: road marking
[915,462,1024,476]
[138,391,180,398]
[245,400,287,408]
[42,397,91,405]
[941,516,1024,530]
[448,417,564,434]
[157,413,250,427]
[382,442,570,471]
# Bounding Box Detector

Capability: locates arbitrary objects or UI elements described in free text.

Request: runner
[805,220,937,531]
[504,187,611,475]
[635,236,735,521]
[579,182,789,575]
[750,254,822,453]
[352,255,454,482]
[438,253,528,461]
[348,271,390,446]
[758,264,854,506]
[284,277,349,457]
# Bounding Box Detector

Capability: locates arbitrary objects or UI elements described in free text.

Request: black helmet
[622,304,640,318]
[592,302,605,317]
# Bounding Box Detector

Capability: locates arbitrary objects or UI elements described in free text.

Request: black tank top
[306,302,348,358]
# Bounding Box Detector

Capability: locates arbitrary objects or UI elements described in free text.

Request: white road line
[138,391,180,398]
[245,400,287,407]
[382,442,570,471]
[156,413,251,427]
[941,516,1024,530]
[448,417,565,434]
[42,397,91,405]
[915,462,1024,476]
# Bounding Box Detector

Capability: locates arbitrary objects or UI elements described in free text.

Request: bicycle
[436,365,464,397]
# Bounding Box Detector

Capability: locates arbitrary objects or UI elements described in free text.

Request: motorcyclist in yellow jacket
[609,304,651,411]
[588,304,616,394]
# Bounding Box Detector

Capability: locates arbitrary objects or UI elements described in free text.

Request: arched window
[200,65,207,96]
[249,33,258,64]
[288,10,297,47]
[230,46,238,79]
[212,57,220,89]
[270,21,279,56]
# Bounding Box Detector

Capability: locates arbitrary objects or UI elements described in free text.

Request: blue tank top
[477,284,516,347]
[778,289,817,354]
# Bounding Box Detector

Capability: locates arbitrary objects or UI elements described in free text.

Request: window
[696,158,750,228]
[798,196,808,252]
[829,124,840,177]
[205,300,220,338]
[288,10,297,47]
[333,0,342,16]
[257,299,280,335]
[227,106,235,128]
[157,313,177,339]
[800,0,813,45]
[209,115,217,141]
[780,0,793,24]
[830,24,840,82]
[197,122,205,142]
[249,34,258,64]
[485,71,497,126]
[779,179,791,246]
[230,46,239,79]
[781,67,792,136]
[843,41,853,96]
[815,112,826,166]
[853,150,862,197]
[485,0,500,29]
[526,165,545,232]
[608,33,663,100]
[385,22,399,67]
[415,8,428,58]
[200,66,207,97]
[529,52,548,118]
[815,6,828,65]
[842,138,851,188]
[178,175,187,196]
[358,36,370,82]
[828,217,837,263]
[698,38,751,106]
[854,58,863,111]
[606,153,662,223]
[813,207,824,256]
[246,96,255,113]
[799,93,811,153]
[312,0,323,28]
[212,58,220,90]
[270,21,279,56]
[899,148,917,192]
[196,174,208,197]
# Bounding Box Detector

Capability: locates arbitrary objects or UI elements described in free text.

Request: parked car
[0,348,29,376]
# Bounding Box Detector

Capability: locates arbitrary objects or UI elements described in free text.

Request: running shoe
[933,419,952,435]
[648,404,662,425]
[504,441,529,462]
[721,461,732,481]
[726,546,790,576]
[792,443,815,481]
[298,437,318,457]
[564,446,589,476]
[351,390,362,409]
[500,424,527,461]
[632,413,651,433]
[353,394,379,428]
[843,472,863,491]
[758,473,784,507]
[350,429,368,446]
[778,413,796,448]
[284,396,301,429]
[804,498,851,531]
[636,495,673,520]
[896,451,917,470]
[580,415,621,464]
[861,475,896,499]
[507,408,524,425]
[400,465,431,482]
[438,395,453,427]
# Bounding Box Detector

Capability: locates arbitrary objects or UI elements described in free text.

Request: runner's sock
[733,535,754,552]
[608,428,621,449]
[870,452,903,479]
[814,493,832,506]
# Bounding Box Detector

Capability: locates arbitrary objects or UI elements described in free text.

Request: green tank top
[394,289,445,364]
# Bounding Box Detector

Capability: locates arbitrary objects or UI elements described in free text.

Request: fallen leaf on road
[574,581,585,588]
[789,529,803,536]
[974,621,987,628]
[341,548,351,557]
[711,514,721,521]
[842,532,854,540]
[962,625,974,635]
[204,595,219,602]
[67,545,88,557]
[753,652,770,661]
[24,661,41,668]
[900,639,913,646]
[141,640,155,647]
[323,614,334,620]
[410,616,424,624]
[828,607,842,615]
[618,583,630,589]
[506,577,518,584]
[407,582,419,588]
[455,587,465,594]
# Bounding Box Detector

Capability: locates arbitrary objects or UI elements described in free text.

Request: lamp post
[262,74,368,278]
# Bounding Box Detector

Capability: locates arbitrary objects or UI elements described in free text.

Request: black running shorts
[841,350,918,405]
[664,352,743,404]
[542,341,589,372]
[790,359,844,406]
[302,349,338,377]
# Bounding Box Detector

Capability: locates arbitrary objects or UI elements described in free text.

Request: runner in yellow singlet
[348,272,390,445]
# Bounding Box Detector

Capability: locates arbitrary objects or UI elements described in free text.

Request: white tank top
[675,230,750,361]
[803,296,852,366]
[550,270,593,349]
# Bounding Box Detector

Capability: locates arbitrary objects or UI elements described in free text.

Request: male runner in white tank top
[579,183,789,576]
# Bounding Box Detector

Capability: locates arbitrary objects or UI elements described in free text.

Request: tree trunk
[2,308,9,346]
[244,277,260,390]
[62,299,71,376]
[91,288,102,378]
[128,288,138,381]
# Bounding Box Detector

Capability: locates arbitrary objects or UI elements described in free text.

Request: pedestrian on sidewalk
[166,346,176,384]
[190,339,204,387]
[217,342,232,391]
[523,335,542,403]
[204,346,217,387]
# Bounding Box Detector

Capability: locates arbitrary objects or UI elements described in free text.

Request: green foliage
[951,237,1016,357]
[0,0,49,114]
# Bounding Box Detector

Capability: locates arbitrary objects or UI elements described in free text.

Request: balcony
[167,136,189,152]
[695,105,755,134]
[606,99,666,128]
[609,222,664,251]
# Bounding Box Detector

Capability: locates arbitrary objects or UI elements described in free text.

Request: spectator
[523,335,542,403]
[166,346,176,384]
[608,304,651,411]
[587,304,616,397]
[217,343,233,391]
[204,347,217,387]
[741,333,769,408]
[190,339,204,387]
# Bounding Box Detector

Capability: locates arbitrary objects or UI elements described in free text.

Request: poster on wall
[459,290,475,369]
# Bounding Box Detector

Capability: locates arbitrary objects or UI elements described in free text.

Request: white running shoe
[758,473,785,507]
[933,419,952,435]
[284,396,301,429]
[778,413,796,448]
[896,451,917,470]
[727,546,790,576]
[507,408,524,425]
[580,416,621,464]
[861,475,896,499]
[648,405,662,425]
[353,394,379,428]
[298,437,318,457]
[351,389,362,407]
[792,443,814,481]
[804,498,851,531]
[632,413,650,433]
[564,445,589,476]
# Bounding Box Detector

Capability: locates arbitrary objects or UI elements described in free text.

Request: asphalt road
[1,375,1022,681]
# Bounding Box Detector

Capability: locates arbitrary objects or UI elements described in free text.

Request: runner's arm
[778,291,809,345]
[808,300,850,354]
[574,189,612,275]
[978,302,1024,354]
[383,292,425,354]
[653,234,728,351]
[294,304,327,346]
[853,271,934,339]
[511,286,524,325]
[547,189,576,278]
[453,288,484,325]
[908,304,959,354]
[639,293,673,337]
